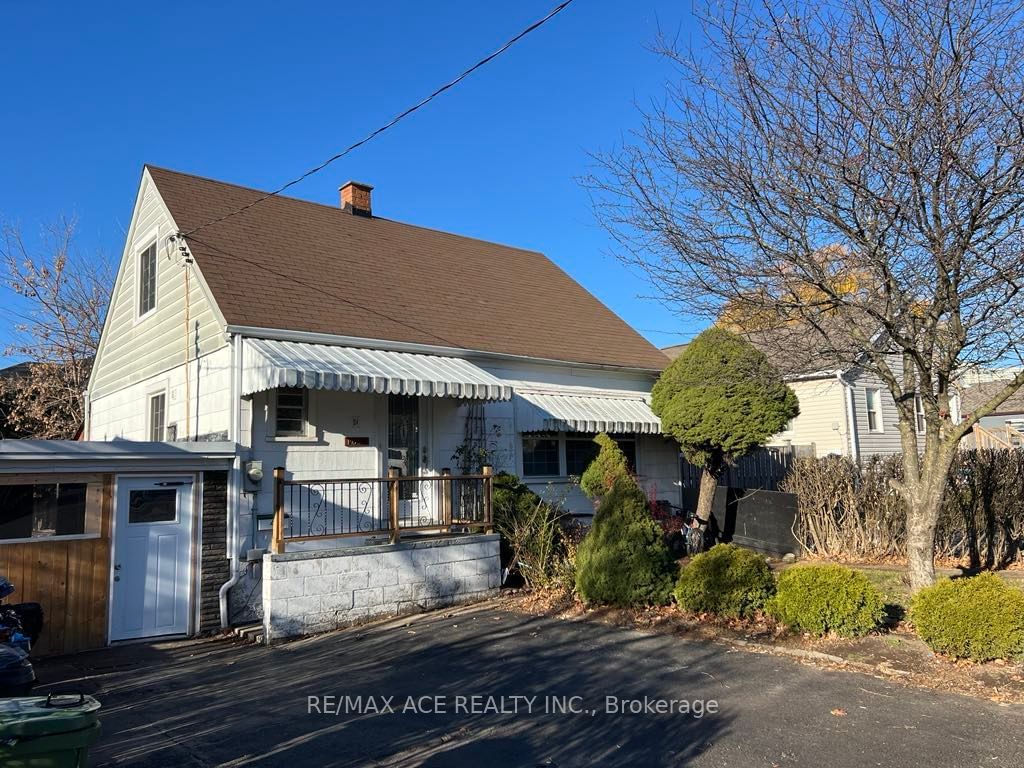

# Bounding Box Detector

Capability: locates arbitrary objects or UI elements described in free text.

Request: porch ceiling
[515,389,662,434]
[241,338,513,400]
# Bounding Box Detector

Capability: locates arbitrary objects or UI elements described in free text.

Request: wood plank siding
[0,473,112,656]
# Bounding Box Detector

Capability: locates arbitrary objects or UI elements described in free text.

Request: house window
[914,394,926,433]
[0,482,99,541]
[274,387,308,437]
[865,388,883,432]
[531,433,639,478]
[565,436,601,477]
[149,393,166,441]
[138,242,157,317]
[522,434,560,477]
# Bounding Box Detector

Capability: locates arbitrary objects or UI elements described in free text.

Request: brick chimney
[339,181,373,216]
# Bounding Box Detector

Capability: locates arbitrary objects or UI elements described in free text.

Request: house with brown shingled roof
[84,166,682,639]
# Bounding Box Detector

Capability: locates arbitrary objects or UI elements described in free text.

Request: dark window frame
[274,387,308,437]
[521,434,561,477]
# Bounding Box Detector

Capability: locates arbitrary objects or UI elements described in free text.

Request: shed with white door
[0,440,235,655]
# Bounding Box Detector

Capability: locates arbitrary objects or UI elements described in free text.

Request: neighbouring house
[664,325,961,461]
[959,379,1024,449]
[53,165,680,645]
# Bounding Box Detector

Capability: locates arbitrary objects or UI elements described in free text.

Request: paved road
[33,603,1024,767]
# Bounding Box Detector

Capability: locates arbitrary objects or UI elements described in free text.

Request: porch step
[233,623,265,645]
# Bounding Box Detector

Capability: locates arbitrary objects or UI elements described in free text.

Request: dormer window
[138,241,157,317]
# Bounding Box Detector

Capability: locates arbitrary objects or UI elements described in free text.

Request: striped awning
[515,389,662,434]
[241,338,513,400]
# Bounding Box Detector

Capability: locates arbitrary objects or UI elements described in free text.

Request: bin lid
[0,694,101,738]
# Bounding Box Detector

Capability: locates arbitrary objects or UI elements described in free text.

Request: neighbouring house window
[138,242,157,316]
[149,393,166,441]
[914,394,926,433]
[274,387,308,437]
[0,482,99,541]
[865,388,883,432]
[522,434,560,476]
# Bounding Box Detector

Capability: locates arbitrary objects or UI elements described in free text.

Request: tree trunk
[903,451,956,593]
[696,465,718,527]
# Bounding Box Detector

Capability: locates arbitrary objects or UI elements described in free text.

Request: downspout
[82,389,91,440]
[219,332,243,629]
[837,370,859,462]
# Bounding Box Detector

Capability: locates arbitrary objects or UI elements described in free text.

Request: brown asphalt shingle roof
[148,166,667,371]
[960,380,1024,416]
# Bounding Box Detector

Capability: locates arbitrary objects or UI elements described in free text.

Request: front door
[387,394,437,526]
[110,477,193,641]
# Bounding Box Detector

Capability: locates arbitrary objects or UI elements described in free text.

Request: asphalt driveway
[32,602,1024,767]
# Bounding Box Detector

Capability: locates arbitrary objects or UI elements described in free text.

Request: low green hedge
[674,544,775,619]
[768,564,885,637]
[910,573,1024,661]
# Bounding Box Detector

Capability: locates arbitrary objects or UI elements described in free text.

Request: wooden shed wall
[0,473,112,656]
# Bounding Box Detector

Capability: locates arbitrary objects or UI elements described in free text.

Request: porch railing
[972,423,1024,450]
[271,466,493,553]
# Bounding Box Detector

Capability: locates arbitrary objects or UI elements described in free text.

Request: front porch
[269,466,495,553]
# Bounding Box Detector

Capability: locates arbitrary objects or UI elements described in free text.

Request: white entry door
[111,477,193,641]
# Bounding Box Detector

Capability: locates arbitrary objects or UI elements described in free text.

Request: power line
[181,0,576,239]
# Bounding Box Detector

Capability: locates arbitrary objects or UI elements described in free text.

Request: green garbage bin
[0,693,101,768]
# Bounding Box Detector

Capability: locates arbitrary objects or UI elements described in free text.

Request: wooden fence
[680,444,815,492]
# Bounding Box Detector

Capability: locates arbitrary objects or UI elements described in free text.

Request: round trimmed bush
[674,544,776,618]
[575,477,677,606]
[769,564,885,637]
[910,573,1024,662]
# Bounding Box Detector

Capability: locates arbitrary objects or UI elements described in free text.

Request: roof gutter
[224,325,664,376]
[837,370,860,462]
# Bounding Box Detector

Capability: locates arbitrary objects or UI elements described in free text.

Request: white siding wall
[848,365,906,456]
[766,377,848,456]
[89,173,225,400]
[89,345,232,442]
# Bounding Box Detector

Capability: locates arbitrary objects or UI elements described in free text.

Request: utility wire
[181,0,576,239]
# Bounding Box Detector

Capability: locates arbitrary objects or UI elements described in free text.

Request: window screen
[149,393,166,442]
[275,388,307,436]
[522,435,560,476]
[138,242,157,316]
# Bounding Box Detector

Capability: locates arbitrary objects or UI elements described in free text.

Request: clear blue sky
[0,0,706,365]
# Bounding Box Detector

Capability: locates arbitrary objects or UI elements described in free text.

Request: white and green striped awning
[242,338,513,400]
[515,389,661,434]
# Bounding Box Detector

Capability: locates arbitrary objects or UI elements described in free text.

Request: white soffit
[241,338,513,401]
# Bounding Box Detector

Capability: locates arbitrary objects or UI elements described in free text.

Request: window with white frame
[148,392,166,442]
[274,387,308,437]
[522,434,560,477]
[138,241,157,317]
[524,433,637,478]
[865,388,883,432]
[914,394,926,433]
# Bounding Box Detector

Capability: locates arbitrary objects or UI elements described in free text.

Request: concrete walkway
[33,603,1024,767]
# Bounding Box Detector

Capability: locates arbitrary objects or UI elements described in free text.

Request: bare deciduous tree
[0,218,110,439]
[588,0,1024,589]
